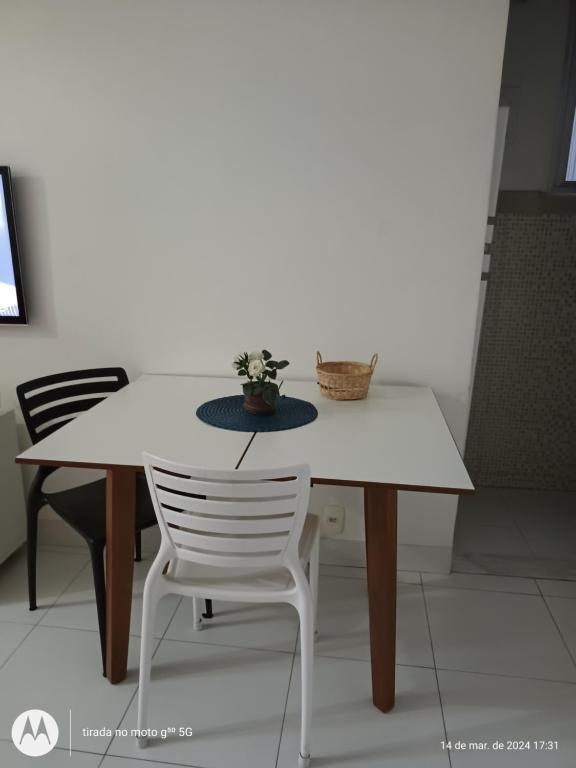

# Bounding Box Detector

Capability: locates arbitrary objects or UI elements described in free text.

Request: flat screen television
[0,167,27,324]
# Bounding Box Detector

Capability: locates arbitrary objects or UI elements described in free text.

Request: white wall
[0,0,508,571]
[500,0,571,190]
[0,410,26,563]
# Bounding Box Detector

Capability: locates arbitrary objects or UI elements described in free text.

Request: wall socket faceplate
[321,504,346,535]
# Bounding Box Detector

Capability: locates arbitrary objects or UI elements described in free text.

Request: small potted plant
[233,350,289,414]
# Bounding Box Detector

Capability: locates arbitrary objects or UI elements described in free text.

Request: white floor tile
[453,525,533,558]
[139,526,161,554]
[320,564,420,584]
[515,513,576,537]
[457,490,519,528]
[512,491,576,528]
[398,544,453,574]
[439,668,576,767]
[166,597,298,653]
[0,626,144,754]
[0,622,33,667]
[521,530,576,560]
[320,539,366,567]
[453,552,576,581]
[108,639,292,768]
[278,657,449,768]
[424,587,576,682]
[313,576,433,668]
[397,570,422,585]
[529,559,576,581]
[102,757,178,768]
[451,555,487,575]
[538,580,576,598]
[544,597,576,662]
[321,564,368,580]
[0,741,102,766]
[0,548,89,624]
[39,544,91,556]
[40,558,181,639]
[421,572,538,595]
[453,489,576,581]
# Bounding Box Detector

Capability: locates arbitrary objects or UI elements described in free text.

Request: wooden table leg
[364,485,397,712]
[105,468,136,683]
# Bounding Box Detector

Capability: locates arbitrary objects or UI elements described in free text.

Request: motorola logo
[11,710,59,757]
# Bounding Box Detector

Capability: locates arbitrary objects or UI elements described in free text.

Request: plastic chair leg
[192,598,202,630]
[89,542,107,674]
[309,534,320,638]
[137,577,161,747]
[135,529,142,562]
[26,500,39,611]
[298,593,314,767]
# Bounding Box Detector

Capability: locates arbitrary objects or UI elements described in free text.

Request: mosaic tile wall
[465,213,576,490]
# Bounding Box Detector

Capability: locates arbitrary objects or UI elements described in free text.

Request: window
[555,3,576,188]
[567,111,576,181]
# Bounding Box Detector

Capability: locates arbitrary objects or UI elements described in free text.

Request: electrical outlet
[321,504,345,535]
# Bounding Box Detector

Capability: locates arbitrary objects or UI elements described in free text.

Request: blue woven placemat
[196,395,318,433]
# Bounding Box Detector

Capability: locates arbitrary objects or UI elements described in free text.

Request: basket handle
[316,351,323,366]
[369,353,378,372]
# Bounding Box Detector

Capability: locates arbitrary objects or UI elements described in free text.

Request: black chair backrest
[17,367,129,445]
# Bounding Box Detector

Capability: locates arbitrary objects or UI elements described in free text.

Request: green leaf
[275,360,290,369]
[267,368,277,379]
[262,349,272,361]
[267,360,278,368]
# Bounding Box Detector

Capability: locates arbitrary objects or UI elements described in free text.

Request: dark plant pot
[243,394,276,415]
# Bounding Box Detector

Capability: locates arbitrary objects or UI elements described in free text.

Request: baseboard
[397,544,452,573]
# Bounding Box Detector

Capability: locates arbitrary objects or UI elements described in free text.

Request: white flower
[248,358,266,377]
[248,350,263,361]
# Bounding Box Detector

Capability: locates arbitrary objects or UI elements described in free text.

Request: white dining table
[16,373,473,712]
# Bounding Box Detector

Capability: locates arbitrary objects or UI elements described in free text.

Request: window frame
[553,0,576,191]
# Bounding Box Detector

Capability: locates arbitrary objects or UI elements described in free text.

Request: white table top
[16,374,473,492]
[243,380,473,492]
[16,375,252,471]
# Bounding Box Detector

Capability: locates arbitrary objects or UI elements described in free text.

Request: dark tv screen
[0,167,27,324]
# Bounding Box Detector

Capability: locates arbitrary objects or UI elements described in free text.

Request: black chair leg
[26,500,40,611]
[202,599,213,619]
[135,529,142,562]
[89,542,107,675]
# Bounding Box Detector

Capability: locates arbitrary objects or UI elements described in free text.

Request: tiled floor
[454,488,576,580]
[0,527,575,767]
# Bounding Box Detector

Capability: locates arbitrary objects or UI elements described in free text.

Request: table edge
[15,456,474,494]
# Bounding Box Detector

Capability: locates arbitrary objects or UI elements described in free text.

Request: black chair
[17,367,158,671]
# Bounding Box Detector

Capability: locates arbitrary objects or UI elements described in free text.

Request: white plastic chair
[137,454,319,768]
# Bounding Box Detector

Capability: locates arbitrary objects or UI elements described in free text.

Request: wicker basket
[316,351,378,400]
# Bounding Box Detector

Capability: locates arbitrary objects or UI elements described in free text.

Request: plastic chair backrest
[143,453,311,570]
[17,367,129,444]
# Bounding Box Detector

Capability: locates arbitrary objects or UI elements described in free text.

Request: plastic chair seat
[166,513,319,600]
[45,474,157,544]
